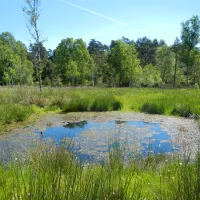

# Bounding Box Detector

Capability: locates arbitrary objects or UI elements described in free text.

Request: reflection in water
[34,120,177,161]
[63,120,88,129]
[115,120,127,125]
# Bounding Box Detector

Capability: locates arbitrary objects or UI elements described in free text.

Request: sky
[0,0,200,50]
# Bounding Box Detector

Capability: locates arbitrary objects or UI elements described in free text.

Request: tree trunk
[38,71,42,92]
[186,50,191,88]
[193,65,196,85]
[173,53,178,87]
[11,76,14,88]
[38,44,42,92]
[186,64,189,87]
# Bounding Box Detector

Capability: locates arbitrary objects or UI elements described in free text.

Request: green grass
[0,86,200,129]
[0,104,34,124]
[0,143,200,200]
[141,102,165,114]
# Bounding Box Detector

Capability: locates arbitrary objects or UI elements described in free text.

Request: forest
[0,15,200,89]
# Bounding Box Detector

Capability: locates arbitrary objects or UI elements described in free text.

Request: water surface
[35,120,175,161]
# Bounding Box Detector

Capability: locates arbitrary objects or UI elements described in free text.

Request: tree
[107,40,142,87]
[0,32,33,86]
[171,37,181,87]
[142,64,162,87]
[181,15,200,87]
[28,42,47,83]
[135,37,166,67]
[193,50,200,86]
[55,38,94,86]
[14,41,33,85]
[122,36,134,45]
[87,39,109,86]
[23,0,47,91]
[189,48,200,86]
[156,45,175,84]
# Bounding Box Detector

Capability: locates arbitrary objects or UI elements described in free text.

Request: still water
[35,120,176,161]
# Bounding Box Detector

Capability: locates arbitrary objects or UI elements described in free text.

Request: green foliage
[1,29,200,88]
[156,45,175,83]
[181,15,200,86]
[88,39,109,87]
[108,40,142,87]
[0,32,34,86]
[135,37,165,67]
[55,38,95,86]
[181,15,200,51]
[142,64,162,87]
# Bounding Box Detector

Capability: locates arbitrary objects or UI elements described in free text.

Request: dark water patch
[63,120,88,129]
[35,120,177,161]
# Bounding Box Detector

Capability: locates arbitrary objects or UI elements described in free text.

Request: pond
[1,112,198,163]
[34,120,176,162]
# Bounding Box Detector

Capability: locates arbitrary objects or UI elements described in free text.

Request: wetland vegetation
[0,143,200,200]
[0,87,200,199]
[0,0,200,198]
[0,87,200,130]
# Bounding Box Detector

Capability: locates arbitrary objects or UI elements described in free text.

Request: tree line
[0,14,200,88]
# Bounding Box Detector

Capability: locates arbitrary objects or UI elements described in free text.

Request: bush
[141,102,164,114]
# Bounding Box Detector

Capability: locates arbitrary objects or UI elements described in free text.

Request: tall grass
[0,104,33,124]
[0,86,200,129]
[0,142,200,200]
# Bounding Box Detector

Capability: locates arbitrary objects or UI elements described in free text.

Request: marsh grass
[64,93,92,112]
[141,102,165,114]
[171,104,193,117]
[0,141,200,200]
[0,104,33,124]
[0,87,200,128]
[91,95,122,111]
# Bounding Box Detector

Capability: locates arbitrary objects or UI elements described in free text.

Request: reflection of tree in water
[63,120,88,129]
[115,120,127,125]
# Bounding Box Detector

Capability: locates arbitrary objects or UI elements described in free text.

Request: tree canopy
[1,15,200,88]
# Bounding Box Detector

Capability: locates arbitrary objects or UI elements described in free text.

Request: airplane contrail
[59,0,126,25]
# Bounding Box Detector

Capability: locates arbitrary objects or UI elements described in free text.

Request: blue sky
[0,0,200,49]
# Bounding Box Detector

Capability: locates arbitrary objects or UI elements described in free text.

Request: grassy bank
[0,143,200,200]
[0,86,200,130]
